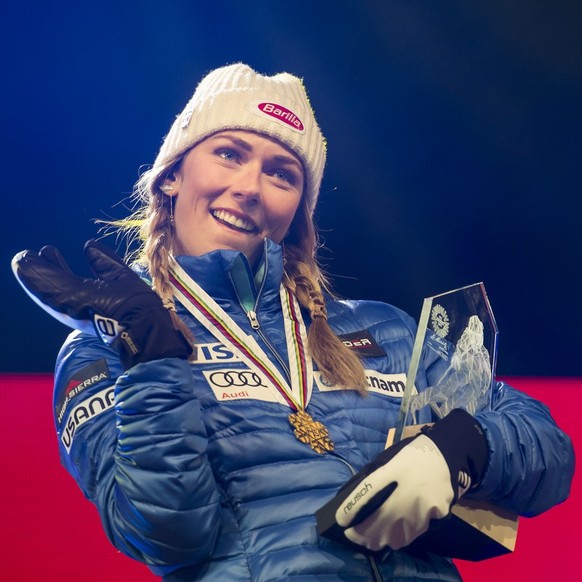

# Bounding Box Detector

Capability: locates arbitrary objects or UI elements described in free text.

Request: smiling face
[164,130,305,266]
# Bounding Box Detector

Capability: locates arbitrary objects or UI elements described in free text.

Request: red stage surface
[1,375,578,581]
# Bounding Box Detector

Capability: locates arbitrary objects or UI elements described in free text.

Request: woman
[12,63,574,581]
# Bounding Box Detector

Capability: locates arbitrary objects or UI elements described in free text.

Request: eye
[269,168,297,186]
[215,147,239,161]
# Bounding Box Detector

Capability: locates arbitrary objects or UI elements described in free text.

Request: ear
[160,169,182,196]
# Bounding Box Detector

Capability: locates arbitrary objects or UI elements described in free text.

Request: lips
[211,209,256,233]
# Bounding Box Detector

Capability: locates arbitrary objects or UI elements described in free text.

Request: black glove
[319,409,488,551]
[12,240,192,369]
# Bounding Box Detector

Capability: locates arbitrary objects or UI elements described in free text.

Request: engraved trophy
[316,283,519,561]
[389,282,519,561]
[393,282,498,442]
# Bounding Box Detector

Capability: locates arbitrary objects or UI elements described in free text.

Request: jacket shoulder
[326,298,418,340]
[55,331,124,399]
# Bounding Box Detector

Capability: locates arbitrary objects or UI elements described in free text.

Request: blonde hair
[114,151,367,393]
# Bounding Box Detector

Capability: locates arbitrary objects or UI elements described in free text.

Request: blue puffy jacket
[53,240,574,581]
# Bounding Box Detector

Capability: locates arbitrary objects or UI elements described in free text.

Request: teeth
[212,210,254,232]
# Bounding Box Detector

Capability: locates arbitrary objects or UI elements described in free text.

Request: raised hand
[12,240,191,368]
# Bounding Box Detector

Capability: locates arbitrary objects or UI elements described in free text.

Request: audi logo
[208,370,267,388]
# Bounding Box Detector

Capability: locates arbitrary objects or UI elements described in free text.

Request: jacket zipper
[232,251,384,582]
[248,310,293,383]
[247,283,294,383]
[229,253,293,384]
[367,556,383,581]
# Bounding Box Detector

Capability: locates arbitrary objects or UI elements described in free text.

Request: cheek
[268,197,302,241]
[174,176,213,217]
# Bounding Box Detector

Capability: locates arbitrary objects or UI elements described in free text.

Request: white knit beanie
[153,63,326,215]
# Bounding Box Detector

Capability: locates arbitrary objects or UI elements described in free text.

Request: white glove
[333,409,488,552]
[336,435,454,551]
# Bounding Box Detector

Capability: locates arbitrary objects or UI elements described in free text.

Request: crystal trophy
[317,283,517,561]
[388,283,518,561]
[393,282,498,442]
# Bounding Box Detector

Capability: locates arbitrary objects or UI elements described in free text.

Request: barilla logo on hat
[258,102,304,131]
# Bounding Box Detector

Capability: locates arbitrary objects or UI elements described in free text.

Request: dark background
[2,0,580,376]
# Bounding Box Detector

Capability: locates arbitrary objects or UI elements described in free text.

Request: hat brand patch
[258,102,304,131]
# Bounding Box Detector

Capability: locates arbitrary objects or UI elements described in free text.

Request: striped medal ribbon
[169,260,334,454]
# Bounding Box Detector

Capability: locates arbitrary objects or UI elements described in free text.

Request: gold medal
[289,410,334,454]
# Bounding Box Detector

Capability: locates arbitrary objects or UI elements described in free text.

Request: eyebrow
[271,155,304,174]
[223,135,253,152]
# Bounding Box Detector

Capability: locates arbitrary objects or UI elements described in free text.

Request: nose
[232,164,261,206]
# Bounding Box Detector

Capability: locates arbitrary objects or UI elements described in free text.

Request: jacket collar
[174,239,284,308]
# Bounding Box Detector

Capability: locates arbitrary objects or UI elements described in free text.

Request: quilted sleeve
[471,381,575,516]
[54,331,221,575]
